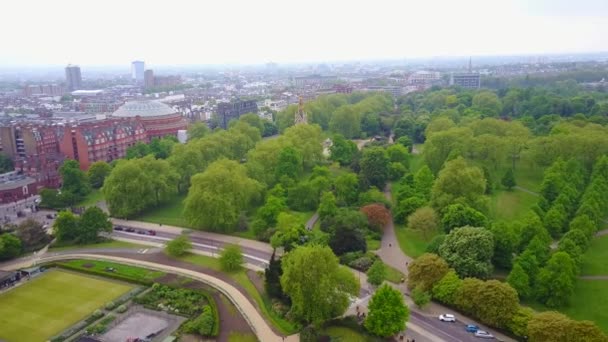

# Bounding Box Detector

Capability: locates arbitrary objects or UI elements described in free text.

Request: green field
[529,280,608,333]
[394,225,433,258]
[60,259,165,282]
[581,235,608,276]
[0,269,133,342]
[136,194,189,228]
[489,189,538,222]
[322,326,369,342]
[50,239,147,251]
[228,332,258,342]
[77,189,105,207]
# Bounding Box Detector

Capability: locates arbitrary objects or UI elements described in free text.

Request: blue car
[466,325,480,333]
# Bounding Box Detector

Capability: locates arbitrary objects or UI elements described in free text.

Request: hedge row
[53,262,154,286]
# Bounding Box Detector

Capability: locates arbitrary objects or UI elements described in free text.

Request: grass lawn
[228,332,258,342]
[49,239,147,251]
[60,259,165,282]
[394,225,433,258]
[322,326,368,342]
[489,189,538,222]
[135,194,257,239]
[77,189,105,207]
[0,269,133,342]
[366,237,381,251]
[581,235,608,276]
[528,280,608,333]
[385,264,405,284]
[179,253,298,335]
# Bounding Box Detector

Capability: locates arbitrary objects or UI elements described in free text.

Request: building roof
[112,101,176,118]
[0,174,36,191]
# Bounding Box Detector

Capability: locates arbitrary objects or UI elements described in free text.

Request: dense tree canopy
[438,226,494,278]
[365,284,410,337]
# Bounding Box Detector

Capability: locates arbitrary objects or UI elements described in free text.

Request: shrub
[349,256,375,271]
[116,304,128,313]
[219,244,244,272]
[105,301,116,310]
[300,326,320,342]
[412,285,431,308]
[165,235,192,257]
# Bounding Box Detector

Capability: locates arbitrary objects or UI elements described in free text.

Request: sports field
[0,269,133,342]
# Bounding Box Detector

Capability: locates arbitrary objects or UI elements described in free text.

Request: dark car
[46,214,54,219]
[125,227,136,233]
[136,230,146,235]
[113,226,124,231]
[466,325,480,333]
[147,230,156,236]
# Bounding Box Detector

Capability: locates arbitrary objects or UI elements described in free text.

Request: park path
[514,185,539,196]
[3,253,298,342]
[305,212,319,230]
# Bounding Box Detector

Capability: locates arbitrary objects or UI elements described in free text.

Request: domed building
[112,100,187,140]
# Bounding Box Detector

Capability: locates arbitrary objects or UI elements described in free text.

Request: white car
[475,330,494,339]
[439,313,456,322]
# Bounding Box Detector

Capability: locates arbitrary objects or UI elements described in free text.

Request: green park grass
[179,253,299,335]
[321,326,369,342]
[0,269,133,342]
[60,259,165,282]
[366,237,381,251]
[49,239,147,251]
[581,235,608,276]
[228,332,258,342]
[529,280,608,333]
[489,189,538,222]
[385,263,405,283]
[77,189,105,207]
[394,225,433,258]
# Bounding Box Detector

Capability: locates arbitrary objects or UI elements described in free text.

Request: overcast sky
[2,0,607,66]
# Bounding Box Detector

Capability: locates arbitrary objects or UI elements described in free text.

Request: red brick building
[112,100,187,140]
[0,172,38,204]
[58,119,147,170]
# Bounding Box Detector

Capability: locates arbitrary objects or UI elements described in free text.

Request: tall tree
[438,226,494,278]
[78,207,112,243]
[60,159,91,202]
[365,284,410,338]
[407,253,449,291]
[441,204,487,233]
[360,204,391,231]
[330,134,358,166]
[275,146,303,181]
[334,172,360,206]
[52,210,81,242]
[0,234,22,260]
[431,157,487,214]
[536,252,577,307]
[280,245,359,324]
[184,159,262,232]
[359,147,390,189]
[501,168,517,190]
[318,191,338,221]
[407,207,439,239]
[87,161,112,188]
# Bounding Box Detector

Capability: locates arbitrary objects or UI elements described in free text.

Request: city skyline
[2,0,608,66]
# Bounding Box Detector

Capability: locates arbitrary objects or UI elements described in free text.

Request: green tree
[438,226,494,278]
[562,228,589,251]
[78,207,112,243]
[472,91,502,117]
[165,235,192,257]
[325,209,368,255]
[413,166,435,199]
[87,161,112,188]
[330,105,361,138]
[60,159,91,203]
[126,142,151,159]
[359,147,390,189]
[270,213,310,252]
[507,307,535,338]
[528,311,607,342]
[364,284,410,338]
[15,219,51,251]
[431,269,462,305]
[265,252,286,300]
[0,153,14,173]
[441,203,487,233]
[536,252,577,307]
[386,144,409,168]
[219,244,244,272]
[334,172,359,206]
[367,260,387,286]
[407,207,439,240]
[184,159,262,232]
[490,222,518,269]
[318,191,338,221]
[187,122,210,140]
[501,168,517,190]
[507,262,532,299]
[407,253,449,291]
[394,196,425,222]
[475,280,519,328]
[330,134,358,166]
[287,180,319,211]
[53,210,81,242]
[431,157,487,214]
[149,136,177,159]
[275,146,303,181]
[280,245,359,324]
[0,234,22,260]
[412,285,432,308]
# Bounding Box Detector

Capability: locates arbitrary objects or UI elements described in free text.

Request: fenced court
[0,269,133,342]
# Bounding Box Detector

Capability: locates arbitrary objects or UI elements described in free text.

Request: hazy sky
[2,0,607,66]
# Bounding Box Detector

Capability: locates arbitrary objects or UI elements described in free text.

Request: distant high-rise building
[131,61,145,84]
[65,64,82,91]
[216,100,258,129]
[144,69,154,88]
[449,57,481,89]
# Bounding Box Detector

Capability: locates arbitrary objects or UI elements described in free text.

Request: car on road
[46,214,54,219]
[136,230,146,235]
[474,330,494,339]
[113,226,124,231]
[466,324,480,333]
[147,230,156,236]
[439,314,456,322]
[125,227,136,233]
